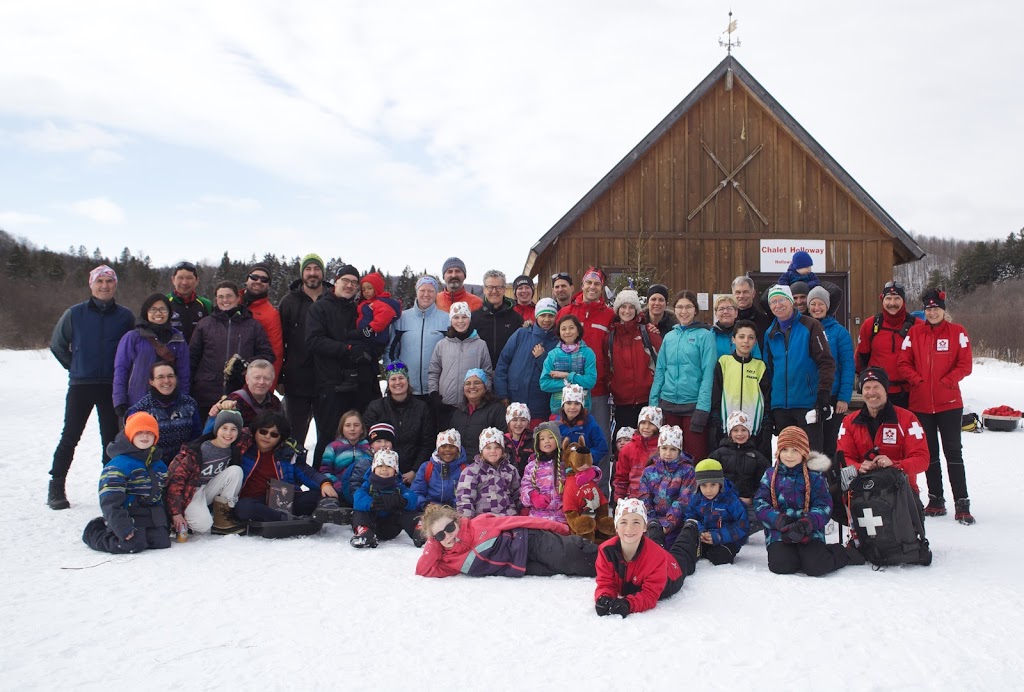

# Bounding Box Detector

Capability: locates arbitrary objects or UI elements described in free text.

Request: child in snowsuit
[594,498,700,618]
[345,422,395,506]
[320,410,372,505]
[351,449,420,548]
[684,459,750,565]
[503,402,534,476]
[411,429,469,510]
[455,427,522,517]
[82,412,171,554]
[754,426,864,576]
[612,406,662,501]
[709,410,771,528]
[638,424,696,549]
[520,421,567,523]
[777,250,821,289]
[357,272,403,355]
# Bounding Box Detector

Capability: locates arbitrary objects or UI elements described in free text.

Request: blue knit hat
[791,251,813,270]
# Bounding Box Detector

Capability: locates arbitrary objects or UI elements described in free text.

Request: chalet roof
[527,55,925,270]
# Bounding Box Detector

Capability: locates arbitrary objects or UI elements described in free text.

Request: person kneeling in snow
[351,449,420,549]
[415,503,598,578]
[82,412,171,554]
[593,498,700,618]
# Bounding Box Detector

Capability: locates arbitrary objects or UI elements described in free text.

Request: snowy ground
[3,349,1023,690]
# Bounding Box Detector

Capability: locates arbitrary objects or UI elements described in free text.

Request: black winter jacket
[278,279,332,398]
[363,394,435,474]
[305,291,377,390]
[470,298,524,368]
[709,439,771,499]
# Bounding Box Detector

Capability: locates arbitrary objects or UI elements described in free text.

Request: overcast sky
[1,1,1020,281]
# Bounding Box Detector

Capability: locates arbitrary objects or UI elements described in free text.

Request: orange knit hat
[124,412,160,445]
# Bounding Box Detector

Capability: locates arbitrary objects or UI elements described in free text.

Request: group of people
[53,251,975,601]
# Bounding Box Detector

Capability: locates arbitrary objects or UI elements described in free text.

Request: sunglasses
[172,261,197,274]
[248,273,271,284]
[883,280,904,290]
[551,272,572,283]
[256,428,281,439]
[432,521,457,542]
[385,362,408,372]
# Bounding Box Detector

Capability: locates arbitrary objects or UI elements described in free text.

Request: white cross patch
[960,332,970,348]
[901,336,911,350]
[858,508,884,536]
[837,424,846,439]
[908,422,925,439]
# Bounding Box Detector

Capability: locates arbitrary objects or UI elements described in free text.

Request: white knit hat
[505,402,530,424]
[372,449,400,473]
[658,425,683,450]
[615,426,636,443]
[613,289,642,314]
[478,427,505,451]
[767,285,794,304]
[436,428,462,450]
[726,410,751,434]
[562,383,586,405]
[638,406,663,428]
[614,497,647,525]
[449,301,471,317]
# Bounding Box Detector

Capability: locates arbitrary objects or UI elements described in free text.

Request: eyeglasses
[152,373,177,381]
[768,298,789,307]
[432,521,457,542]
[715,306,737,313]
[147,306,170,314]
[338,277,359,287]
[551,272,572,283]
[248,273,271,284]
[484,285,505,293]
[256,428,281,439]
[172,261,197,274]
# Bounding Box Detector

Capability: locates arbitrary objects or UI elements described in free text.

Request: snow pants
[917,408,968,502]
[351,509,420,542]
[663,411,709,461]
[235,489,322,522]
[183,466,243,533]
[51,383,119,478]
[702,542,742,565]
[82,517,171,554]
[524,530,599,577]
[660,520,701,600]
[767,539,851,577]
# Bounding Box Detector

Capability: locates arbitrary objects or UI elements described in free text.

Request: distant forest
[2,228,1022,362]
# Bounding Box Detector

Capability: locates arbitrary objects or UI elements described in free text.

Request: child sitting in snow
[519,422,566,523]
[612,406,662,501]
[455,427,521,518]
[593,498,700,618]
[351,449,419,549]
[356,272,403,352]
[411,429,469,510]
[638,424,695,549]
[709,410,770,528]
[683,459,750,565]
[319,410,372,506]
[82,412,171,554]
[345,422,395,506]
[754,426,865,576]
[503,402,534,476]
[777,250,821,288]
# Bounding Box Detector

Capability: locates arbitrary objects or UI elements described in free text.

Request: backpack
[608,321,658,374]
[846,467,931,567]
[871,312,916,339]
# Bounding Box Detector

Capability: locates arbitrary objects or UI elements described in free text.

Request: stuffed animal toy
[562,435,615,542]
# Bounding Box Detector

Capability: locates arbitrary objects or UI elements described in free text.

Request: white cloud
[16,120,123,153]
[69,197,125,223]
[0,211,50,226]
[197,195,262,212]
[88,148,124,165]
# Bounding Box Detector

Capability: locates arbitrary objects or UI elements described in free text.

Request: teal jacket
[649,322,716,412]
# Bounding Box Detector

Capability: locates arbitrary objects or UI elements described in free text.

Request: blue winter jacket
[753,453,833,547]
[649,322,716,411]
[763,315,835,410]
[410,449,469,509]
[385,302,450,396]
[495,323,559,417]
[51,298,135,384]
[683,479,750,547]
[353,475,419,514]
[98,434,169,539]
[558,413,609,472]
[819,316,855,403]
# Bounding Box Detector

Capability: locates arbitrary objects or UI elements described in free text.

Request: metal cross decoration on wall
[687,141,768,225]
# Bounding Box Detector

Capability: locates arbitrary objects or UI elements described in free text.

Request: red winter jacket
[836,404,930,494]
[897,320,972,414]
[856,308,920,394]
[595,535,683,614]
[243,292,284,388]
[558,295,614,397]
[608,315,662,406]
[612,432,659,501]
[513,303,535,323]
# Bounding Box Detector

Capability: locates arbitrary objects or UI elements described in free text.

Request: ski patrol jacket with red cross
[836,403,930,494]
[558,295,614,397]
[896,320,972,414]
[856,309,920,395]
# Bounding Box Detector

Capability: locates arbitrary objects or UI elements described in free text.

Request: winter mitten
[381,493,405,512]
[370,495,385,511]
[595,596,613,617]
[609,598,631,618]
[114,404,128,424]
[689,409,709,434]
[782,517,813,543]
[774,514,794,531]
[816,393,834,422]
[529,491,550,510]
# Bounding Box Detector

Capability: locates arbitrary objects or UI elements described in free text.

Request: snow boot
[312,496,348,525]
[350,525,378,549]
[211,498,245,535]
[954,499,975,526]
[923,494,946,517]
[646,519,666,547]
[411,516,426,548]
[845,544,867,566]
[48,477,70,510]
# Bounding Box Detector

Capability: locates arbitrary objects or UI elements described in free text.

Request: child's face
[660,445,680,461]
[537,432,557,454]
[437,444,459,462]
[562,401,582,419]
[732,327,757,357]
[536,312,556,330]
[371,439,393,453]
[132,431,156,450]
[509,418,528,436]
[796,266,812,275]
[616,438,630,451]
[374,464,396,479]
[616,513,647,550]
[638,421,658,438]
[778,446,804,468]
[481,443,504,465]
[342,417,363,443]
[559,321,579,343]
[699,482,722,500]
[361,282,376,300]
[216,423,239,446]
[729,425,750,445]
[429,516,459,549]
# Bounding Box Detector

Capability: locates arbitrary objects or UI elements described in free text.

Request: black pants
[283,394,316,450]
[917,408,968,501]
[352,510,420,541]
[235,489,322,522]
[821,395,844,461]
[661,521,701,599]
[888,391,910,410]
[51,383,119,478]
[524,530,599,577]
[703,542,741,565]
[313,385,379,465]
[767,540,850,577]
[82,517,171,554]
[773,408,824,453]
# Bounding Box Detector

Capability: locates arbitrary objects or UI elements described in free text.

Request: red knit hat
[361,272,386,296]
[124,412,160,445]
[775,426,809,462]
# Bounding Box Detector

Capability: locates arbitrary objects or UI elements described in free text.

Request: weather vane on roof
[719,9,740,55]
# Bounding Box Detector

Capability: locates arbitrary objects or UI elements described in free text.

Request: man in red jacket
[856,281,920,409]
[243,264,284,389]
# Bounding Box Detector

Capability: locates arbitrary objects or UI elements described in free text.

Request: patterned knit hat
[416,275,440,292]
[767,285,794,304]
[615,426,636,443]
[694,458,725,486]
[638,406,663,428]
[775,426,810,463]
[478,427,504,451]
[726,410,751,434]
[561,383,586,405]
[505,402,530,424]
[372,449,400,473]
[89,264,117,286]
[436,429,462,451]
[449,301,472,318]
[385,361,409,381]
[534,297,558,317]
[658,425,683,450]
[124,411,159,445]
[368,423,396,445]
[614,497,647,525]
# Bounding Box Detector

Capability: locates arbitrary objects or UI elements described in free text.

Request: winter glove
[429,390,443,408]
[689,409,709,434]
[609,598,631,618]
[595,595,613,617]
[381,493,405,512]
[370,495,385,511]
[762,412,775,436]
[781,517,814,543]
[774,514,794,531]
[529,491,550,510]
[816,392,834,422]
[114,404,128,427]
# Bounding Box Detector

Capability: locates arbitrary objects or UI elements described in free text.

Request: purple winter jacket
[189,306,274,408]
[455,455,521,518]
[113,326,191,409]
[519,455,567,523]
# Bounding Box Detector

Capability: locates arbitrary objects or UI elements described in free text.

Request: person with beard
[731,276,773,349]
[856,281,921,409]
[241,264,284,389]
[189,280,274,421]
[435,257,483,313]
[127,362,202,462]
[278,253,332,447]
[166,261,212,345]
[113,293,191,418]
[550,272,575,310]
